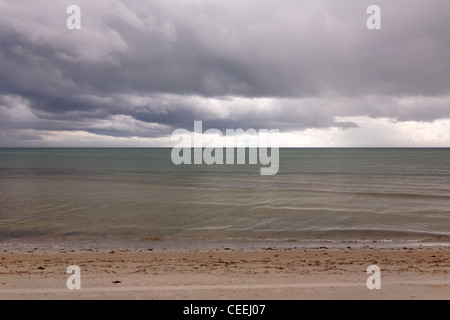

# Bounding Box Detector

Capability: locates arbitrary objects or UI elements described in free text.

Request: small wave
[419,235,450,242]
[140,237,164,241]
[353,191,450,200]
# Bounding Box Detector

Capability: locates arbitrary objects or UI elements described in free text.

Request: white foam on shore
[1,237,449,253]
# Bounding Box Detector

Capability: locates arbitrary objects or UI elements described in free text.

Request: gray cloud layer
[1,0,450,144]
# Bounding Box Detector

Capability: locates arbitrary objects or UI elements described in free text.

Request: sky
[1,0,450,147]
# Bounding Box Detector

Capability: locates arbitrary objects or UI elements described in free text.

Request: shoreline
[1,247,449,300]
[2,237,450,253]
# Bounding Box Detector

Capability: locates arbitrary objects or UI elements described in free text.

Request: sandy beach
[0,247,448,300]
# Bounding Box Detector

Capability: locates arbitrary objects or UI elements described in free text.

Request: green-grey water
[0,148,449,249]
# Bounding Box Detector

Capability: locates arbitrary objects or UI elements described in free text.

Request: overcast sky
[1,0,450,147]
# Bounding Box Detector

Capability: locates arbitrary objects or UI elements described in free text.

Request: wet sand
[0,247,449,300]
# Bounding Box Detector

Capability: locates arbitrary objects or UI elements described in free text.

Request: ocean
[0,148,449,250]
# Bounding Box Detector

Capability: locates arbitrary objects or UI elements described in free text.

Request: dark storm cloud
[1,0,450,144]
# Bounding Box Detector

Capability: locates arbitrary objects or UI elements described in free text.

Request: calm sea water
[0,148,449,249]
